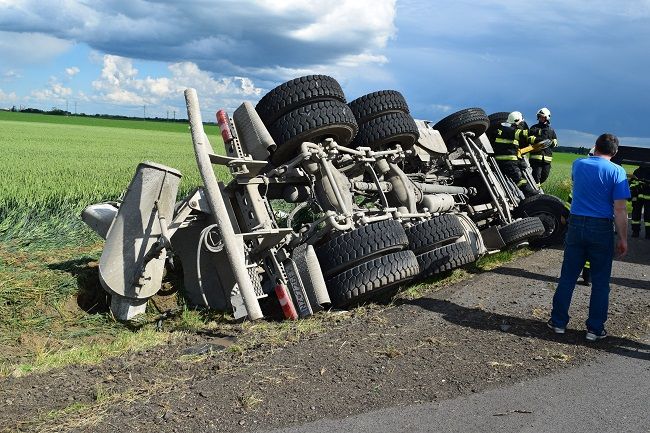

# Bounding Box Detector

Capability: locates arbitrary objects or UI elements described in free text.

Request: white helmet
[507,111,524,124]
[537,107,551,120]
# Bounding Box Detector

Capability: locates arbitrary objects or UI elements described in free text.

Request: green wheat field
[0,111,578,375]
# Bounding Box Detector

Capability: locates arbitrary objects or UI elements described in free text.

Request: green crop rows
[0,112,226,248]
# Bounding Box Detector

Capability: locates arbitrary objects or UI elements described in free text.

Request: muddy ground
[1,239,648,433]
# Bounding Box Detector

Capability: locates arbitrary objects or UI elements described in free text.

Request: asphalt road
[268,345,650,433]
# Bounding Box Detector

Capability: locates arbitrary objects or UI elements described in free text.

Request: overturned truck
[82,75,566,322]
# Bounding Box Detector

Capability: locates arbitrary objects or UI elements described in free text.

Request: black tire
[405,214,465,255]
[268,100,358,165]
[415,241,475,280]
[498,217,545,247]
[515,194,569,247]
[488,111,510,129]
[348,90,410,123]
[326,250,419,307]
[433,108,489,142]
[487,112,529,130]
[255,75,346,126]
[486,111,509,144]
[350,111,419,149]
[315,219,408,278]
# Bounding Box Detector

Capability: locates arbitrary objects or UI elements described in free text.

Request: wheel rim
[533,211,558,237]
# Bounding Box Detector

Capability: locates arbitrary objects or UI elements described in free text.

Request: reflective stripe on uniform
[495,155,519,160]
[530,154,553,162]
[517,179,528,186]
[631,220,640,224]
[639,194,650,200]
[495,138,518,145]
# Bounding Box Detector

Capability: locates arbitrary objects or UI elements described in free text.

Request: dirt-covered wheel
[415,241,475,280]
[433,108,489,142]
[515,194,569,247]
[350,111,419,149]
[255,75,346,126]
[405,214,465,255]
[267,100,358,165]
[326,250,419,307]
[348,90,410,123]
[498,217,545,247]
[315,219,408,278]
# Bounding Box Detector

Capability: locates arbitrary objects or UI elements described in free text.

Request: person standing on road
[548,133,630,341]
[529,107,558,186]
[493,111,542,198]
[564,192,591,285]
[630,165,650,238]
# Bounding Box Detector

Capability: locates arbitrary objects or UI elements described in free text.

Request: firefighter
[630,165,650,238]
[493,111,541,197]
[529,107,558,185]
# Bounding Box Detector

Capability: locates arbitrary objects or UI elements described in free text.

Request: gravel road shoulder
[1,238,648,433]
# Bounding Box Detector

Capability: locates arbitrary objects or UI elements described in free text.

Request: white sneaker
[585,329,607,341]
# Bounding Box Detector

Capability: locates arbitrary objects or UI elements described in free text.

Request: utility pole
[173,110,176,120]
[143,105,146,120]
[66,99,69,112]
[74,101,77,114]
[166,110,169,120]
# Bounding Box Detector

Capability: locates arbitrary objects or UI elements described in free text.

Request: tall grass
[537,152,576,200]
[536,152,635,200]
[0,116,226,247]
[0,114,228,372]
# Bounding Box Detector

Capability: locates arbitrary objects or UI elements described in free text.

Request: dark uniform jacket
[493,123,538,161]
[631,167,650,200]
[528,122,558,163]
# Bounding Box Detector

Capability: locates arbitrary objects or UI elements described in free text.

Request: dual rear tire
[256,75,358,165]
[315,219,418,307]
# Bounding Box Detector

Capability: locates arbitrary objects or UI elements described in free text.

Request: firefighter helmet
[507,111,524,124]
[537,107,551,120]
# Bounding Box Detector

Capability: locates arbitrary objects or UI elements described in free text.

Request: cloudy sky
[1,0,649,147]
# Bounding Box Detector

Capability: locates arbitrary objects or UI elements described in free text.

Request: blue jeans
[551,215,614,333]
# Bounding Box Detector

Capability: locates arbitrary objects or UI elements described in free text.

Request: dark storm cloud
[0,0,397,78]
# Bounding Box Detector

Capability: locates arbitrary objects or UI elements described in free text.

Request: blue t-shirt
[570,155,630,218]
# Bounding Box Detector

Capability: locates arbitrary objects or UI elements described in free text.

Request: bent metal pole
[184,88,263,320]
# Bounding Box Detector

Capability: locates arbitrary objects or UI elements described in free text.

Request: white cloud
[65,66,80,77]
[429,104,453,115]
[0,31,71,65]
[0,88,18,102]
[2,70,21,80]
[30,79,73,101]
[0,1,396,77]
[90,55,264,113]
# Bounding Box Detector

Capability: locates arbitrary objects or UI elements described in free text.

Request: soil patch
[1,240,648,433]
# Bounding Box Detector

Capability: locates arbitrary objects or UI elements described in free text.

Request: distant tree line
[555,146,591,155]
[7,106,207,124]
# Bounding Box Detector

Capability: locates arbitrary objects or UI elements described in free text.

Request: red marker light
[274,283,298,320]
[216,110,233,142]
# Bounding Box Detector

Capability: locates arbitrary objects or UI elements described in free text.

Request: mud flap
[284,243,330,315]
[479,225,506,251]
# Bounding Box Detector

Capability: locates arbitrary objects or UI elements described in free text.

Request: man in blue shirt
[548,133,630,341]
